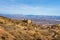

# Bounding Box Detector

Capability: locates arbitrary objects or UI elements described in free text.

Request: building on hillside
[22,19,32,24]
[27,20,32,24]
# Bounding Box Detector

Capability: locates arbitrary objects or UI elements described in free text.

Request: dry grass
[0,16,60,40]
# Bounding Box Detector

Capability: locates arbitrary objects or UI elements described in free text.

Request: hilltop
[0,16,60,40]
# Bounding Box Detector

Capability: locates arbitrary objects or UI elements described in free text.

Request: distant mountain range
[0,14,60,24]
[0,14,60,20]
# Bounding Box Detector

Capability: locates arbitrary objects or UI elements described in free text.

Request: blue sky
[0,0,60,16]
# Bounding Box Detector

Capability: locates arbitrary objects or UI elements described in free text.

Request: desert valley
[0,15,60,40]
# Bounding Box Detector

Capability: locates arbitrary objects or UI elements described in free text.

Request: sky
[0,0,60,16]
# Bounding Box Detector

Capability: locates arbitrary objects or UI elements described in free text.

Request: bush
[0,22,3,24]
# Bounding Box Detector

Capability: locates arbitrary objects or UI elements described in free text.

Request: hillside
[0,16,60,40]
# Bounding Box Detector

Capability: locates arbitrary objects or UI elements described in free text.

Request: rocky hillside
[0,16,60,40]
